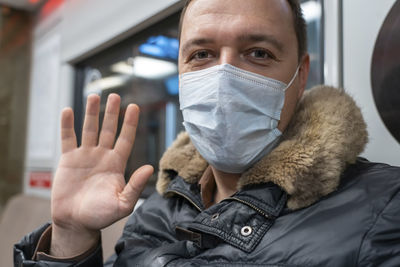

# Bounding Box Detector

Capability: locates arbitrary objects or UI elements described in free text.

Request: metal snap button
[241,226,253,236]
[211,213,219,221]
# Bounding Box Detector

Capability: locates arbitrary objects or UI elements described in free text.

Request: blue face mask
[179,64,299,173]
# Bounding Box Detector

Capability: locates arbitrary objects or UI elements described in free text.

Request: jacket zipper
[167,189,203,212]
[228,197,272,219]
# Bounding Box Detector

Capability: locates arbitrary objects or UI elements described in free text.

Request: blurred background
[0,0,399,258]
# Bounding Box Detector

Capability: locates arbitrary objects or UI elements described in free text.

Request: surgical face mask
[179,64,299,173]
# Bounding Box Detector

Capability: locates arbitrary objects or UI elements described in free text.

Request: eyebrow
[180,34,284,56]
[237,34,284,53]
[181,38,215,56]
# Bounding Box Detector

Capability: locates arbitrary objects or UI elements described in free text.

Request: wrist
[50,223,100,257]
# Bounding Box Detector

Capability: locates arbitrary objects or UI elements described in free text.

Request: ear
[297,53,310,100]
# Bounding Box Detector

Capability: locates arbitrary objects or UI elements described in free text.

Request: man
[15,0,400,266]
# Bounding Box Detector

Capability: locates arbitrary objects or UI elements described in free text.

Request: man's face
[178,0,310,132]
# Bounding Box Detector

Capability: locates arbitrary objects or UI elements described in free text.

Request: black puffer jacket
[14,87,400,266]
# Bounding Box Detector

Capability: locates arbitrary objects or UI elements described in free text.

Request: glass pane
[74,13,182,196]
[301,0,324,88]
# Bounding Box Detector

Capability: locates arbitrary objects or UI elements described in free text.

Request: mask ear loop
[283,65,300,91]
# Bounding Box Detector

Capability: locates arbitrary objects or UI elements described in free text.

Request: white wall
[25,0,183,197]
[342,0,400,166]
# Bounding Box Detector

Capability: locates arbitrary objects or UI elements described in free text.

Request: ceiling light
[301,1,321,22]
[84,76,129,95]
[111,62,134,75]
[132,56,177,79]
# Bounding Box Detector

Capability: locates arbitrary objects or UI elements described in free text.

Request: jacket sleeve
[104,192,189,267]
[14,192,185,267]
[357,189,400,266]
[14,223,103,267]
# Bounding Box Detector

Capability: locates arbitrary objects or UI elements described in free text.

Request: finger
[98,94,121,148]
[61,108,77,153]
[81,94,100,147]
[119,165,153,214]
[114,104,139,160]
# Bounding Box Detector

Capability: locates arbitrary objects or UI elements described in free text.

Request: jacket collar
[156,85,368,210]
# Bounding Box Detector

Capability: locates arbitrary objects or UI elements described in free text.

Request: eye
[190,50,213,61]
[248,49,272,60]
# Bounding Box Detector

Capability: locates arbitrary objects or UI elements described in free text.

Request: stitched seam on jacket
[167,259,304,267]
[190,220,271,252]
[355,188,400,265]
[165,177,204,210]
[236,192,287,217]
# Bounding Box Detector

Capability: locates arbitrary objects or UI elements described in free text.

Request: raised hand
[50,94,153,257]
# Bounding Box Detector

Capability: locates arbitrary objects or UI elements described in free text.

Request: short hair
[178,0,307,62]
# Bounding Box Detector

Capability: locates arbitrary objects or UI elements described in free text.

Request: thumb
[119,165,153,215]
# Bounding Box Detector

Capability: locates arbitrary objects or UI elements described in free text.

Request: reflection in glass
[301,0,324,89]
[74,13,182,196]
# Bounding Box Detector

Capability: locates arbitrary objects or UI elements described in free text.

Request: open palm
[50,94,153,253]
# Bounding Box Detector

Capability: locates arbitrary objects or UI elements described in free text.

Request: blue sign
[139,36,179,61]
[165,75,179,95]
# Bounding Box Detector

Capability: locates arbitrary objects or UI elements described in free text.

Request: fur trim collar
[156,86,368,210]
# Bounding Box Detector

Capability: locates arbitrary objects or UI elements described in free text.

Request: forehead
[181,0,296,43]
